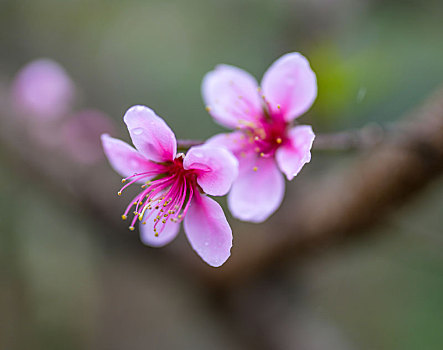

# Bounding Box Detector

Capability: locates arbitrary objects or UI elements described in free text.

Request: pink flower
[202,53,317,223]
[11,59,75,120]
[101,105,238,267]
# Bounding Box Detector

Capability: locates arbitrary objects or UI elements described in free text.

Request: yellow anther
[178,214,183,219]
[121,179,126,183]
[277,104,281,109]
[154,232,159,237]
[164,214,168,217]
[117,191,122,196]
[133,211,138,215]
[276,137,282,144]
[141,185,146,189]
[121,215,127,220]
[254,136,260,141]
[205,106,211,112]
[162,219,166,223]
[142,221,147,225]
[253,166,258,171]
[260,152,265,157]
[129,226,135,231]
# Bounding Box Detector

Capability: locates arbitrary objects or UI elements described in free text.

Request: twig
[177,123,386,151]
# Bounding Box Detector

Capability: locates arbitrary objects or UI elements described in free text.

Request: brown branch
[177,124,386,151]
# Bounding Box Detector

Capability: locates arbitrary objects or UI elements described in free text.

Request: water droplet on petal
[132,127,143,135]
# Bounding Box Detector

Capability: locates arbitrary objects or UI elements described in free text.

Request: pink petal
[205,131,248,156]
[202,64,262,129]
[228,156,284,223]
[123,105,177,162]
[101,134,163,180]
[261,53,317,122]
[139,213,180,247]
[11,59,75,121]
[183,193,232,267]
[276,125,315,180]
[183,145,238,196]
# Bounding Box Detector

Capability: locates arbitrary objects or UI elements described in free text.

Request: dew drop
[132,127,143,135]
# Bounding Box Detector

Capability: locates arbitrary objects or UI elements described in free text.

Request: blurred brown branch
[200,87,443,287]
[1,86,443,289]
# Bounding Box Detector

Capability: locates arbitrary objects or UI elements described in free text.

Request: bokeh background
[1,0,443,349]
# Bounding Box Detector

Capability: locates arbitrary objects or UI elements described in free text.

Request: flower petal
[139,212,180,247]
[205,131,248,156]
[123,105,176,162]
[276,125,315,180]
[228,156,284,223]
[261,53,317,122]
[183,193,232,267]
[101,134,163,180]
[183,145,238,196]
[202,64,262,129]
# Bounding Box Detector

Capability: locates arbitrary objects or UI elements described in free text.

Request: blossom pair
[102,52,317,267]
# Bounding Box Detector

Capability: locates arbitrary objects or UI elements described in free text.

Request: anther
[260,152,265,157]
[205,106,211,112]
[276,137,282,144]
[253,166,258,171]
[117,191,122,196]
[277,104,281,109]
[121,215,127,220]
[129,226,135,231]
[121,179,126,183]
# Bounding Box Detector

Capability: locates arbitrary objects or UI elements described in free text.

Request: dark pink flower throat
[118,154,197,236]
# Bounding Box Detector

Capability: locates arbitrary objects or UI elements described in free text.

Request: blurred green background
[1,0,442,349]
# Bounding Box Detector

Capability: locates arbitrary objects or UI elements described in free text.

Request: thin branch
[177,123,386,152]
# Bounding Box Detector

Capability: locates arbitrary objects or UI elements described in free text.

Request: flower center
[241,115,287,159]
[118,155,197,235]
